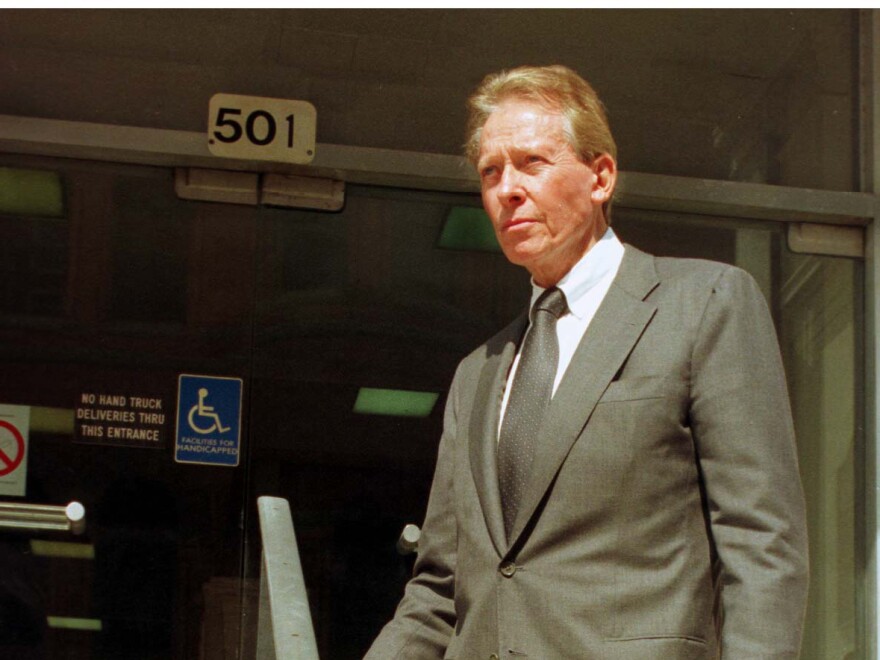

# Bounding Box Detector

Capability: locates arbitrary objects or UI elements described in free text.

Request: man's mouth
[502,218,536,231]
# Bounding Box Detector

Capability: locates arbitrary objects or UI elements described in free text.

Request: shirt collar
[529,228,625,320]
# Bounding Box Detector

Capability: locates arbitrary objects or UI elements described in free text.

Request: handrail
[0,501,86,534]
[256,496,319,660]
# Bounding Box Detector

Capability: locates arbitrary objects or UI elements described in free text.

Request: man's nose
[497,168,526,207]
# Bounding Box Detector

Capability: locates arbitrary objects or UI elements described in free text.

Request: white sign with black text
[207,93,317,165]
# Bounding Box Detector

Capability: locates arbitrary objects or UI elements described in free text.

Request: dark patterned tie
[498,287,567,541]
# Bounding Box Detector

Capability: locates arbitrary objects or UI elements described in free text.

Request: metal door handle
[0,501,86,535]
[397,523,421,555]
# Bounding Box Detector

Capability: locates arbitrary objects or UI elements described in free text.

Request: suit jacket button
[499,561,516,577]
[489,655,500,660]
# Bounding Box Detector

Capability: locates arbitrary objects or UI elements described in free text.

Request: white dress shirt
[498,228,625,435]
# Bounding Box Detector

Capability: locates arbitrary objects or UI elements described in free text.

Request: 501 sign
[207,93,317,164]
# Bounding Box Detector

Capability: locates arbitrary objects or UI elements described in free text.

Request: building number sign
[207,93,317,165]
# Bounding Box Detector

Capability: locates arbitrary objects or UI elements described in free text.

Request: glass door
[243,187,863,660]
[0,156,253,659]
[0,156,863,659]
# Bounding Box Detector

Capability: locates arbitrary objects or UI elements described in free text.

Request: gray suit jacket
[366,246,809,660]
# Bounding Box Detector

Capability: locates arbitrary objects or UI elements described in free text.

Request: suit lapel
[468,315,525,556]
[507,246,660,546]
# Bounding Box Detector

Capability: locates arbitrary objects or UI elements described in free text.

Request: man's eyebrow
[476,154,496,170]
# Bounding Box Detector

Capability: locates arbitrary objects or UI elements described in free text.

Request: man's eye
[481,166,497,178]
[525,155,543,164]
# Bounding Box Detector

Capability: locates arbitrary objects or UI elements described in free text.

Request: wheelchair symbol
[187,388,230,434]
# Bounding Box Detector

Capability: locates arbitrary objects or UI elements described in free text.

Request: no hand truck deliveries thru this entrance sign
[175,375,242,467]
[0,404,29,497]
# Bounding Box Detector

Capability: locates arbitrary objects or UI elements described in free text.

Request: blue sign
[175,375,242,467]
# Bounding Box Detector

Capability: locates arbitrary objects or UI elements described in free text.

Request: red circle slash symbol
[0,421,25,477]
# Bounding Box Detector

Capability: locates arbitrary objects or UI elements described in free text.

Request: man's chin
[500,237,544,264]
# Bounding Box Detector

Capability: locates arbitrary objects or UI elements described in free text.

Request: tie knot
[533,287,567,320]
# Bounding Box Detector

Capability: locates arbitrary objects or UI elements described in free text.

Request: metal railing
[255,496,319,660]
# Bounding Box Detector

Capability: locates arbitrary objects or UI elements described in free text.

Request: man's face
[477,99,614,287]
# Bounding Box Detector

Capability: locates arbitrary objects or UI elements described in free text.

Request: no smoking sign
[0,421,24,475]
[0,405,29,497]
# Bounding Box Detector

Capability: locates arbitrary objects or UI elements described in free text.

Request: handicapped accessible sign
[175,375,242,467]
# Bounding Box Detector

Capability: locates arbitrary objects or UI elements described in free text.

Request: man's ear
[590,154,617,204]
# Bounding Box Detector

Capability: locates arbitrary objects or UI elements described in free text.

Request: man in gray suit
[366,65,808,659]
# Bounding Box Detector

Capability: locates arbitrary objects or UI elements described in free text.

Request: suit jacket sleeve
[364,367,461,659]
[690,266,809,658]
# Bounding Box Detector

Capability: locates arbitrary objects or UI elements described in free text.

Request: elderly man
[366,65,808,660]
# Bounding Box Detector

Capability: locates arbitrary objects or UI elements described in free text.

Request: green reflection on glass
[0,167,64,217]
[30,407,75,435]
[31,539,95,559]
[353,388,439,418]
[439,207,499,252]
[47,616,102,631]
